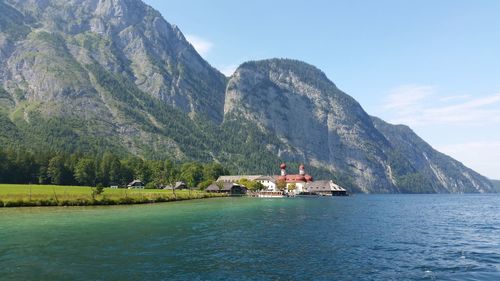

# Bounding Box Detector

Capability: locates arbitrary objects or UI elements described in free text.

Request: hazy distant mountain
[372,117,494,193]
[491,180,500,192]
[0,0,494,193]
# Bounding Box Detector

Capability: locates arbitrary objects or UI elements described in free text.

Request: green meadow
[0,184,226,207]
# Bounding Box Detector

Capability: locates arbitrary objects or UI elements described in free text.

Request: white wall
[286,182,305,193]
[257,180,277,191]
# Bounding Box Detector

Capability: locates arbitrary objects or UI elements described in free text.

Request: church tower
[299,164,305,175]
[280,163,287,176]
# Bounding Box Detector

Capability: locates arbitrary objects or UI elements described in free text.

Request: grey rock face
[2,0,227,122]
[372,117,494,193]
[225,59,395,192]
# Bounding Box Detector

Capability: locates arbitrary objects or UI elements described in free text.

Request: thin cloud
[384,85,435,111]
[442,94,500,111]
[185,34,213,57]
[381,85,500,126]
[439,94,470,102]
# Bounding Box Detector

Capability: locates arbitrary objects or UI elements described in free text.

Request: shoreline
[0,184,227,208]
[0,193,229,208]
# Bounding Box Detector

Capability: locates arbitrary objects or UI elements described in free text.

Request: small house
[128,180,145,189]
[206,182,248,195]
[174,181,188,190]
[254,176,277,191]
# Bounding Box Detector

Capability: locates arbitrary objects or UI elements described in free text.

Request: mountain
[372,117,493,193]
[1,0,227,122]
[491,180,500,192]
[0,0,226,158]
[0,0,495,193]
[224,60,393,192]
[224,59,493,193]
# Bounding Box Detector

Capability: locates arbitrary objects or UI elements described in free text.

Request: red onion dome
[280,163,286,169]
[304,174,313,182]
[299,164,305,170]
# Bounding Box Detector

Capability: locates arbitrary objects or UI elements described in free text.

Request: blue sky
[144,0,500,179]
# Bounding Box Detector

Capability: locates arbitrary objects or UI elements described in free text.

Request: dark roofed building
[206,182,248,195]
[127,180,144,189]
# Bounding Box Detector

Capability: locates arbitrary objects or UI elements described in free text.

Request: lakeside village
[127,163,348,197]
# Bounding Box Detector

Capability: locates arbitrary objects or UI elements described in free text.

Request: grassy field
[0,184,227,207]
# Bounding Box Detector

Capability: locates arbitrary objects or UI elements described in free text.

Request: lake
[0,195,499,280]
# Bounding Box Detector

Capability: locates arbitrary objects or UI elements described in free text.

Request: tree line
[0,148,229,188]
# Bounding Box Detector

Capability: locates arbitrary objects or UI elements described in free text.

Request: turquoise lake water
[0,195,499,280]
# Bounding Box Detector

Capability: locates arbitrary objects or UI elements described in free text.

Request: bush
[98,198,117,205]
[118,197,134,205]
[90,184,105,199]
[197,180,213,190]
[4,200,24,207]
[39,199,58,206]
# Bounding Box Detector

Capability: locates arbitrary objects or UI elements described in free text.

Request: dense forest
[0,147,229,189]
[0,145,353,191]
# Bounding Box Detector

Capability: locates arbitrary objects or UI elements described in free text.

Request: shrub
[118,197,134,205]
[98,198,117,205]
[4,200,23,207]
[197,180,213,190]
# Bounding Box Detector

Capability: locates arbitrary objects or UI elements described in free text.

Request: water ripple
[0,195,499,280]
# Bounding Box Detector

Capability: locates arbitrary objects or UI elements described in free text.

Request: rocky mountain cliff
[0,0,226,158]
[224,59,493,193]
[224,60,394,192]
[2,0,227,122]
[0,0,494,193]
[371,117,492,193]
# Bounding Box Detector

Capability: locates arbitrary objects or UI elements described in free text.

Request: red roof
[304,174,313,182]
[275,174,313,183]
[286,174,305,182]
